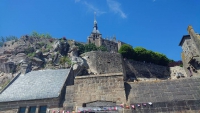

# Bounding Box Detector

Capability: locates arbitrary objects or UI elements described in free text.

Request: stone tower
[87,13,103,47]
[179,26,200,76]
[87,14,124,53]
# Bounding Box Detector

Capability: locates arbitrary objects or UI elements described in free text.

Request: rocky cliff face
[0,36,76,91]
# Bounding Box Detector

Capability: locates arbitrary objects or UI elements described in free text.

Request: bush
[98,46,107,51]
[76,43,99,56]
[118,44,134,59]
[30,31,52,38]
[59,56,71,65]
[118,46,171,66]
[27,52,36,57]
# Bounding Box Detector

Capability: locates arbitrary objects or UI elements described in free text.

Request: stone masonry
[124,77,200,113]
[179,26,200,77]
[124,60,170,81]
[73,73,126,107]
[83,51,126,76]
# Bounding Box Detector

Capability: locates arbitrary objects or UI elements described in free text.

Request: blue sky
[0,0,200,61]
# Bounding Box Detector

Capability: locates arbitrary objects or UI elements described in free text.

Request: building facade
[179,26,200,77]
[0,69,74,113]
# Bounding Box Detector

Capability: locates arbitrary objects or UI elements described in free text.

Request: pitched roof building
[0,69,74,113]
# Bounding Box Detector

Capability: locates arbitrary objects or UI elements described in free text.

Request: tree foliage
[119,45,172,66]
[118,44,134,59]
[76,43,107,56]
[98,46,107,51]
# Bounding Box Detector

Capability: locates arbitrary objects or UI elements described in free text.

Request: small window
[29,106,36,113]
[19,107,26,113]
[82,103,86,107]
[39,106,47,113]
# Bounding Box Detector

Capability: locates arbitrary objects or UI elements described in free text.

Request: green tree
[84,43,97,52]
[118,44,134,59]
[98,46,107,51]
[76,43,85,55]
[133,47,148,61]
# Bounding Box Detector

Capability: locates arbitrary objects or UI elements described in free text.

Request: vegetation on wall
[119,44,172,66]
[76,43,107,55]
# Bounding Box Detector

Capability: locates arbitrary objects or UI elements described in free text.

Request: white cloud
[83,1,106,16]
[107,0,127,18]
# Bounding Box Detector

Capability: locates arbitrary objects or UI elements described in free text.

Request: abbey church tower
[87,14,126,52]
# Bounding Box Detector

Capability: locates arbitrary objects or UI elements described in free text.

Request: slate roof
[0,69,71,102]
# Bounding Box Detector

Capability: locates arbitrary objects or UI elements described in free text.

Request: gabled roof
[0,69,71,102]
[179,35,190,46]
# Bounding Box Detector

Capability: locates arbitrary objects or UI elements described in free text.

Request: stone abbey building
[87,17,126,53]
[179,26,200,77]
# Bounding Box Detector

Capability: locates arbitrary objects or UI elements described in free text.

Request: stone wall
[124,60,170,80]
[188,26,200,56]
[124,77,200,112]
[170,66,187,79]
[0,109,18,113]
[73,73,126,107]
[101,38,118,52]
[83,51,125,75]
[63,85,75,111]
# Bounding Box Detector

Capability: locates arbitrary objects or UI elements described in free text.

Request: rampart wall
[124,77,200,113]
[83,51,125,76]
[73,73,126,107]
[124,60,170,80]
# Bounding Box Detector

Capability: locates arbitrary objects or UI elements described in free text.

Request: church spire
[92,12,100,34]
